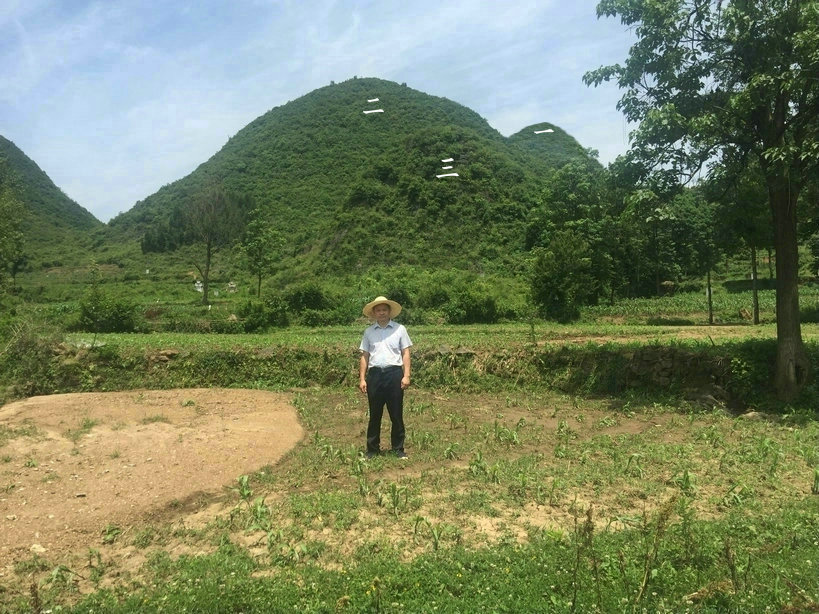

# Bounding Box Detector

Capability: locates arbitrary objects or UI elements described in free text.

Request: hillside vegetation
[0,135,101,267]
[108,77,595,275]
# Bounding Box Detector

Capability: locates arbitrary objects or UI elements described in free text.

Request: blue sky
[0,0,634,223]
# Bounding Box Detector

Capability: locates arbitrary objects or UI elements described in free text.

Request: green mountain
[508,123,599,170]
[109,77,597,275]
[0,135,102,266]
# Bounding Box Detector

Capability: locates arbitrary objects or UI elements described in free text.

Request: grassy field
[1,323,817,612]
[2,280,819,612]
[62,320,819,352]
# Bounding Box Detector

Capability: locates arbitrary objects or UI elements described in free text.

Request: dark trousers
[366,366,405,453]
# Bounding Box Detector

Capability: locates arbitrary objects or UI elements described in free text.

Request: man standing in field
[358,296,412,459]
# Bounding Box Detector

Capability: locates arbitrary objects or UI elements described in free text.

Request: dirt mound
[0,388,302,571]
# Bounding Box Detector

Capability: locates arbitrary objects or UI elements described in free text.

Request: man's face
[373,304,391,324]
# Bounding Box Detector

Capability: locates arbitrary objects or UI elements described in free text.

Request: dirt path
[0,388,302,572]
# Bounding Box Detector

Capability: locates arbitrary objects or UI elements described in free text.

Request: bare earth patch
[0,388,302,573]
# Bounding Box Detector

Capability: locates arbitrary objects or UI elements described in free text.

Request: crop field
[0,317,817,613]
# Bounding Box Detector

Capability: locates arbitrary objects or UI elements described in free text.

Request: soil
[0,388,302,575]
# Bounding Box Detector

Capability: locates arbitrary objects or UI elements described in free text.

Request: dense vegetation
[4,76,814,334]
[107,78,598,279]
[0,136,101,269]
[1,5,818,611]
[1,323,818,612]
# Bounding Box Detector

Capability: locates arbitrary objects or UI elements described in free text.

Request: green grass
[3,286,819,611]
[4,386,813,613]
[64,417,99,443]
[0,420,41,448]
[140,414,170,425]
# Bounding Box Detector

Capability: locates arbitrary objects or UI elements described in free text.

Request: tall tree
[530,229,595,322]
[187,183,244,305]
[706,160,774,324]
[585,0,819,400]
[239,208,283,298]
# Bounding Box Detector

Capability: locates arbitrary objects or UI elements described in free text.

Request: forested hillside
[109,77,595,274]
[0,135,101,266]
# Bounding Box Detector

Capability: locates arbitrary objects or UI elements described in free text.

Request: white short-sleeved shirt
[359,321,413,368]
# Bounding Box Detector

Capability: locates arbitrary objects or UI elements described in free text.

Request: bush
[74,286,139,333]
[298,308,352,326]
[0,317,73,401]
[238,296,289,332]
[284,282,329,312]
[417,285,449,309]
[443,287,499,324]
[530,230,595,322]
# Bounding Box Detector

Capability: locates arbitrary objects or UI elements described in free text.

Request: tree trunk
[201,238,213,305]
[257,273,262,298]
[767,247,774,279]
[770,185,809,401]
[707,269,713,325]
[751,245,759,325]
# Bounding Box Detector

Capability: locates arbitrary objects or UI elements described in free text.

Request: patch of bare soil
[0,389,302,575]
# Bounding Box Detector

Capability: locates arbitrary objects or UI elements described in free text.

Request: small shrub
[443,288,499,324]
[238,296,289,332]
[74,287,138,333]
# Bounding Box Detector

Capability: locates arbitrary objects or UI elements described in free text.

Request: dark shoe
[365,450,379,459]
[394,450,408,459]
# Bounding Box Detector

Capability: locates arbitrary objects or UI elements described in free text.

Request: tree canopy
[585,0,819,400]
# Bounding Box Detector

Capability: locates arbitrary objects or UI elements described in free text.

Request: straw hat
[362,296,402,318]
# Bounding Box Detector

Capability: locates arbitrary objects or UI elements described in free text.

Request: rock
[30,544,46,554]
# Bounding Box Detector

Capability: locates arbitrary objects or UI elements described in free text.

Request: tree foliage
[239,207,284,297]
[0,136,100,269]
[0,156,25,291]
[530,229,595,322]
[187,183,247,305]
[585,0,819,400]
[111,78,596,277]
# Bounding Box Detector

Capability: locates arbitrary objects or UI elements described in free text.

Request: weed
[443,442,460,459]
[234,475,253,503]
[41,471,60,483]
[132,527,157,549]
[635,496,677,606]
[468,450,488,477]
[64,417,99,443]
[141,414,171,424]
[101,524,122,545]
[670,469,696,496]
[387,482,408,516]
[0,421,41,448]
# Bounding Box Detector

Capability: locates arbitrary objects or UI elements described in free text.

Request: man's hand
[359,379,368,394]
[401,376,410,390]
